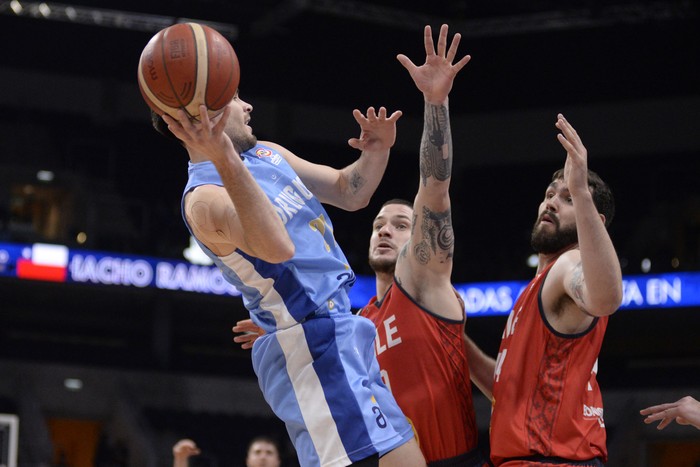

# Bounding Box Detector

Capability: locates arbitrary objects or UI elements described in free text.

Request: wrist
[360,148,391,159]
[424,95,449,107]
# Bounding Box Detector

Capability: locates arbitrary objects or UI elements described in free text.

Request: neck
[536,243,578,273]
[375,271,393,301]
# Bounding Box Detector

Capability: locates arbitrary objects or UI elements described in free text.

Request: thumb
[396,54,416,71]
[348,138,362,150]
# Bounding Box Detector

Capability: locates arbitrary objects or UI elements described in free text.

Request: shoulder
[540,250,580,305]
[547,249,581,281]
[259,140,292,157]
[185,184,227,207]
[184,184,234,227]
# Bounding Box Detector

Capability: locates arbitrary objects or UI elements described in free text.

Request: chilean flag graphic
[16,243,69,282]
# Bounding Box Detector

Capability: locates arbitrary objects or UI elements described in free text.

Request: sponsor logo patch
[255,147,283,165]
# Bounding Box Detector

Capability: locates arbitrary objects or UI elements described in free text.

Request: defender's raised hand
[347,106,403,153]
[556,113,589,198]
[397,24,471,105]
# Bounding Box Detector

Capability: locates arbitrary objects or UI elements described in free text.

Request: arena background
[0,1,698,465]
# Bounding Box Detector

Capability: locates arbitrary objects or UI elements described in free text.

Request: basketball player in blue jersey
[231,24,479,466]
[151,62,425,465]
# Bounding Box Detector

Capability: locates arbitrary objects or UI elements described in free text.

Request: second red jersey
[359,280,479,464]
[490,261,609,466]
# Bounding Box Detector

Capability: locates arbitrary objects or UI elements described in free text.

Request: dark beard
[530,215,578,254]
[368,255,396,275]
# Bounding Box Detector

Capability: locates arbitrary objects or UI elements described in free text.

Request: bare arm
[173,439,200,467]
[640,396,700,430]
[557,115,622,317]
[264,106,402,212]
[394,24,471,319]
[165,106,294,263]
[464,334,496,400]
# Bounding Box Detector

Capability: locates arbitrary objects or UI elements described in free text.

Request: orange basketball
[137,22,240,120]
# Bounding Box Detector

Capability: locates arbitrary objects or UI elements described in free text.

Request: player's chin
[369,252,397,268]
[236,135,258,154]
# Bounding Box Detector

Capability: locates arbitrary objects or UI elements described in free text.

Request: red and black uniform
[359,279,488,466]
[490,260,608,467]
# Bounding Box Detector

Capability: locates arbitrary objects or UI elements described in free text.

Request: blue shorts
[252,294,414,467]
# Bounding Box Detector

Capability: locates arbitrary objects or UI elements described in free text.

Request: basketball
[137,22,240,120]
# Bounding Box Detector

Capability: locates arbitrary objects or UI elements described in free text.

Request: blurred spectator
[171,436,281,467]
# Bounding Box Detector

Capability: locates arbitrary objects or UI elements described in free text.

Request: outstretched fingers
[445,30,461,63]
[366,106,378,122]
[556,114,584,155]
[352,108,369,126]
[436,24,448,58]
[353,107,402,125]
[439,24,471,75]
[424,24,435,57]
[396,53,417,73]
[386,109,403,123]
[556,114,583,145]
[452,53,472,74]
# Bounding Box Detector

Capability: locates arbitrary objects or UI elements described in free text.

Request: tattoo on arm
[570,262,586,305]
[348,168,366,194]
[413,206,454,265]
[419,103,452,186]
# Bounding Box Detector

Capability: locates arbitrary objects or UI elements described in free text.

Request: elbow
[608,284,624,314]
[339,195,371,212]
[592,291,623,316]
[348,196,371,212]
[253,237,295,264]
[595,303,619,317]
[266,241,295,263]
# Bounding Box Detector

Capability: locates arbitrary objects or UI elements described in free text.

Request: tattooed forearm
[348,167,367,194]
[419,102,452,186]
[570,262,586,305]
[413,206,454,265]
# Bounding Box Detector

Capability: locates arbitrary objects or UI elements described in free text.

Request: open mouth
[375,242,394,252]
[540,212,557,226]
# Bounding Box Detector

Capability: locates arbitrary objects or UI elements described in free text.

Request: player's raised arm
[556,114,622,317]
[394,25,471,320]
[264,106,402,212]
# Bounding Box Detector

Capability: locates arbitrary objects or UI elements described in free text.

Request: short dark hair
[150,109,184,145]
[247,435,280,454]
[551,168,615,227]
[380,198,413,210]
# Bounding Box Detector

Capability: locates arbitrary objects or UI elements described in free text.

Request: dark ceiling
[3,0,698,113]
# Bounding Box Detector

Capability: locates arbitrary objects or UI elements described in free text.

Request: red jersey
[359,280,479,464]
[490,261,609,466]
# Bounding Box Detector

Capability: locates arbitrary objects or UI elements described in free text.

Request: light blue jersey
[181,144,413,467]
[182,144,355,333]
